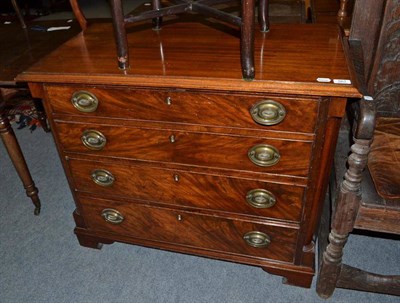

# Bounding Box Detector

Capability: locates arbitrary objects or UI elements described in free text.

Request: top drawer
[45,86,319,133]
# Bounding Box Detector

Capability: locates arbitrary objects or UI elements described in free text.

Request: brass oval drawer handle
[243,231,271,248]
[250,100,286,126]
[101,208,124,224]
[71,91,99,112]
[248,144,280,167]
[246,189,276,208]
[91,169,115,187]
[81,130,107,150]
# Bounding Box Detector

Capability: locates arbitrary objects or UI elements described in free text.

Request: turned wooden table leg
[152,0,162,30]
[241,0,256,80]
[0,110,41,215]
[258,0,269,32]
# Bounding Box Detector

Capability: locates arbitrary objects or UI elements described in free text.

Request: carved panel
[373,0,400,116]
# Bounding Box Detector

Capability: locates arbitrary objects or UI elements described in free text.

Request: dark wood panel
[68,158,305,221]
[46,85,319,134]
[0,20,81,85]
[79,196,298,262]
[55,121,313,177]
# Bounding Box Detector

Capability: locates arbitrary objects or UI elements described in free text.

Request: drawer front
[80,196,298,262]
[69,159,305,221]
[56,122,313,177]
[46,86,319,133]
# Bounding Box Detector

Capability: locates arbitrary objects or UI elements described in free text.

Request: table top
[0,19,81,86]
[18,20,361,97]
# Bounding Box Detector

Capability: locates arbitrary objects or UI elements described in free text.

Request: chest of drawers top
[19,22,360,99]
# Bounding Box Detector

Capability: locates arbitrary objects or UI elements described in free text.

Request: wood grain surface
[18,22,361,98]
[79,196,298,262]
[68,157,305,222]
[55,121,313,177]
[46,85,320,133]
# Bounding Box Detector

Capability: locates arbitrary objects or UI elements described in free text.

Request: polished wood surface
[22,21,360,288]
[46,85,320,133]
[55,121,313,176]
[79,195,298,261]
[68,158,305,222]
[0,20,81,85]
[106,0,268,79]
[20,22,360,97]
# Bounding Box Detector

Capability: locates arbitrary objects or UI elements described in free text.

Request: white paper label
[333,79,352,85]
[47,26,71,31]
[316,78,332,83]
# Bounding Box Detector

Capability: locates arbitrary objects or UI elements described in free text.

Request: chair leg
[11,0,26,29]
[0,113,41,215]
[69,0,88,30]
[338,0,349,18]
[258,0,269,32]
[317,137,372,298]
[241,0,256,81]
[152,0,162,30]
[109,0,129,70]
[33,99,50,133]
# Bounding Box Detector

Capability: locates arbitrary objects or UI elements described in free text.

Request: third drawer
[68,158,305,222]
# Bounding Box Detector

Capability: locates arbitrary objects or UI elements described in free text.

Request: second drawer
[56,122,313,177]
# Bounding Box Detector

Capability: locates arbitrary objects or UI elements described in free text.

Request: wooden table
[19,20,361,286]
[0,19,81,214]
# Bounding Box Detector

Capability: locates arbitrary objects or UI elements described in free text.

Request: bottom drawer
[79,196,298,262]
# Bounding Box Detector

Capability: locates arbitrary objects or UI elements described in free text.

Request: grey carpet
[0,126,399,303]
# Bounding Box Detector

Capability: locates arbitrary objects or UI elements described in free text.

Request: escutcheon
[81,130,107,150]
[250,100,286,126]
[91,169,115,187]
[246,189,276,208]
[243,231,271,248]
[101,208,124,224]
[71,91,99,112]
[248,144,280,167]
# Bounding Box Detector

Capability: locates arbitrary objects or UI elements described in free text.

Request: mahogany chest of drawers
[19,21,361,288]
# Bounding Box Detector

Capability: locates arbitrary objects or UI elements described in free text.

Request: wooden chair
[69,0,270,80]
[316,0,400,297]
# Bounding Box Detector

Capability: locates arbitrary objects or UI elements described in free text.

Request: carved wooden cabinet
[19,21,360,288]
